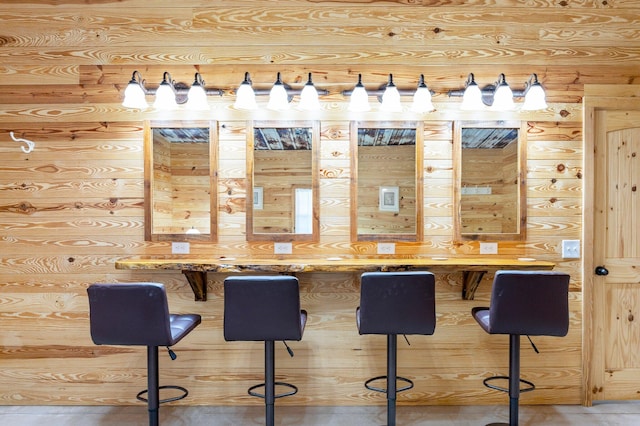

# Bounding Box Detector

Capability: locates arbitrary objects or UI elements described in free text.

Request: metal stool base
[136,385,188,405]
[483,375,535,394]
[365,375,414,394]
[248,381,298,399]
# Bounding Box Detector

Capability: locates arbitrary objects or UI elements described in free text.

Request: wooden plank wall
[461,143,518,234]
[358,145,417,235]
[0,0,637,407]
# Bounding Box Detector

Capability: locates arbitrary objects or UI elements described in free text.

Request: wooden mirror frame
[144,120,218,242]
[453,120,526,241]
[246,120,320,242]
[350,121,424,242]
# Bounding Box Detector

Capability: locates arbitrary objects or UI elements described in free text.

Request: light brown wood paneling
[0,0,620,408]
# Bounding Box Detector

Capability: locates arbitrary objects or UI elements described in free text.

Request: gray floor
[1,403,640,425]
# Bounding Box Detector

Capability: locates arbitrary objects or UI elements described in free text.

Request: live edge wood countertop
[115,256,554,302]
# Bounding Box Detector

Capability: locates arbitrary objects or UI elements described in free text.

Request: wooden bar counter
[115,256,554,301]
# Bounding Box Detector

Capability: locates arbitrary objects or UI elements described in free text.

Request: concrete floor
[1,402,640,425]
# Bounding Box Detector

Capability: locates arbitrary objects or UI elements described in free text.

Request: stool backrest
[359,271,436,335]
[224,275,303,341]
[489,271,570,336]
[87,282,173,346]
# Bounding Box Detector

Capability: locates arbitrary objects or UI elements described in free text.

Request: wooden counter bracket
[182,271,207,301]
[462,270,487,300]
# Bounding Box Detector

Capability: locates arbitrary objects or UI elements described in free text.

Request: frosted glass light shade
[185,84,209,110]
[234,73,257,110]
[521,84,547,110]
[461,84,484,110]
[122,82,148,109]
[380,85,402,112]
[298,74,321,111]
[153,83,178,110]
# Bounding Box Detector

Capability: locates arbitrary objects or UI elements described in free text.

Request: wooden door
[584,85,640,405]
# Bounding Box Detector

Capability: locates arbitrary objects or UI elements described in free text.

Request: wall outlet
[479,242,498,255]
[171,242,190,254]
[377,243,395,255]
[562,240,581,258]
[274,242,292,255]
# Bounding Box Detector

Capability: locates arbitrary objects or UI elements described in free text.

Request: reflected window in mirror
[454,120,526,241]
[350,121,424,242]
[246,121,320,242]
[144,121,217,241]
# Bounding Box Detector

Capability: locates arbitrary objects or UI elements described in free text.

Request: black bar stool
[472,271,570,426]
[223,275,307,426]
[356,271,436,426]
[87,282,201,426]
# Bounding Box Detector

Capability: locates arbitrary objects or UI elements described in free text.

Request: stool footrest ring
[364,375,414,394]
[483,375,535,393]
[136,385,188,404]
[248,382,298,399]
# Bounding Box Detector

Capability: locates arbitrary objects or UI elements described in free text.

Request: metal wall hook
[9,131,35,153]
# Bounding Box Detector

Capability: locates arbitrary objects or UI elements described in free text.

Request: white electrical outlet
[171,242,190,254]
[274,242,292,255]
[377,243,395,255]
[479,242,498,255]
[562,240,581,258]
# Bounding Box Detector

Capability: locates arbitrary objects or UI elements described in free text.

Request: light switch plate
[377,243,395,255]
[274,242,292,255]
[479,242,498,255]
[562,240,581,258]
[171,242,190,254]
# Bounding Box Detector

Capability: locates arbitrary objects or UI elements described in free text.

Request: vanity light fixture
[185,226,201,235]
[461,73,485,110]
[490,73,515,111]
[234,72,258,110]
[379,74,403,112]
[344,73,435,113]
[185,73,210,110]
[347,74,371,112]
[298,73,321,111]
[235,71,327,111]
[449,73,547,111]
[153,72,179,110]
[122,71,149,109]
[122,70,223,110]
[267,72,291,111]
[521,73,548,111]
[410,74,435,113]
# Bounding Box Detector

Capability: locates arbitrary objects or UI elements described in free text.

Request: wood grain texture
[0,0,613,408]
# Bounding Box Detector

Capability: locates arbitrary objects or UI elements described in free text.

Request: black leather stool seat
[224,275,306,426]
[88,282,201,426]
[472,271,569,426]
[357,271,436,426]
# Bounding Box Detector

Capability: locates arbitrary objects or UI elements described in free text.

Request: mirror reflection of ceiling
[156,128,209,143]
[254,128,312,150]
[358,128,416,146]
[461,128,518,149]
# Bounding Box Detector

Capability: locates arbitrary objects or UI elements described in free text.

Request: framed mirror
[246,121,320,242]
[144,121,217,241]
[453,120,526,241]
[351,121,424,242]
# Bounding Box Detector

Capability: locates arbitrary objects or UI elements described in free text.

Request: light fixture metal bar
[448,88,525,98]
[252,88,329,96]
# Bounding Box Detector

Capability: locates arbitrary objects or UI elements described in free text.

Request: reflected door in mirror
[248,122,319,242]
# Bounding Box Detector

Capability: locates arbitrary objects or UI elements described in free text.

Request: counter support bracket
[182,271,207,301]
[462,270,486,300]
